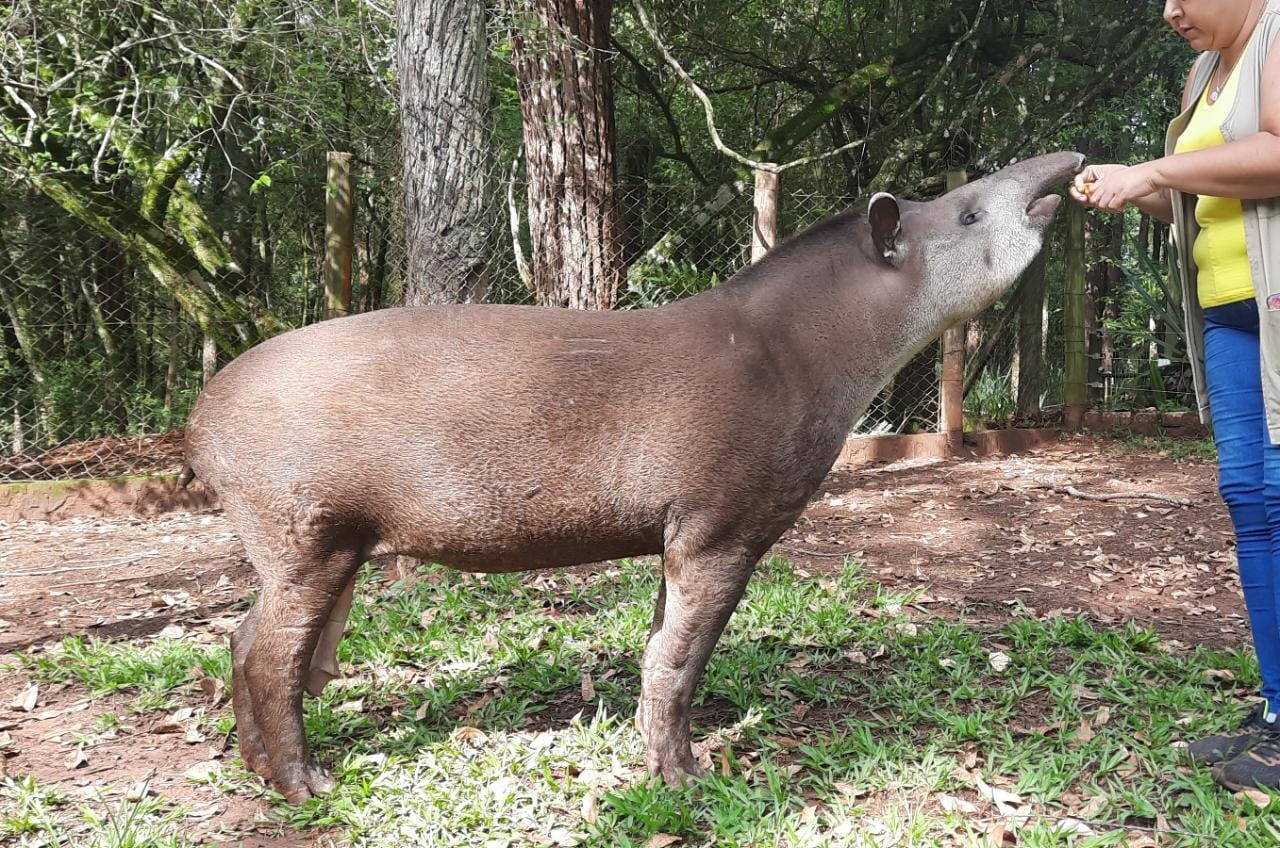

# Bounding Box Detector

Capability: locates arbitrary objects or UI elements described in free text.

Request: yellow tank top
[1174,49,1256,308]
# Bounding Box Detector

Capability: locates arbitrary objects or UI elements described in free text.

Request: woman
[1072,0,1280,790]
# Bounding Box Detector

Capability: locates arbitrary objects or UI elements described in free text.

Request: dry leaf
[1072,719,1095,746]
[1125,832,1158,848]
[582,791,599,824]
[1054,818,1094,836]
[185,724,207,744]
[939,794,978,814]
[581,673,595,702]
[333,699,364,714]
[184,760,222,782]
[1095,706,1112,727]
[1078,794,1108,818]
[974,775,1023,816]
[461,692,494,717]
[64,748,87,770]
[11,684,38,712]
[196,672,226,705]
[420,608,439,628]
[454,726,488,746]
[1203,669,1236,683]
[415,701,430,721]
[643,835,682,848]
[186,802,221,820]
[125,781,152,802]
[1239,787,1271,809]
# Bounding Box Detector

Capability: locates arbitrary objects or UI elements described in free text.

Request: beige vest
[1166,0,1280,441]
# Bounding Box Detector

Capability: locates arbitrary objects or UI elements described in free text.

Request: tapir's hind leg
[638,533,760,785]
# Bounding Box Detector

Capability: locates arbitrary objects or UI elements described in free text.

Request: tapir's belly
[367,481,667,571]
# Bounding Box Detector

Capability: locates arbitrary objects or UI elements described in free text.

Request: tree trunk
[397,0,495,305]
[508,0,626,309]
[84,239,130,430]
[202,333,218,385]
[163,299,184,413]
[0,274,54,444]
[1014,247,1048,416]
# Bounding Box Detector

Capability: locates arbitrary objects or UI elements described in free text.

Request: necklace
[1209,55,1237,104]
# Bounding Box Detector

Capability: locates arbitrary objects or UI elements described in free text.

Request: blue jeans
[1204,297,1280,705]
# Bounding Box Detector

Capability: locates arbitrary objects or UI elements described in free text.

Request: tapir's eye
[960,210,984,226]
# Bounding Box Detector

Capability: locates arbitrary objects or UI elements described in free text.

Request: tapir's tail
[177,464,196,488]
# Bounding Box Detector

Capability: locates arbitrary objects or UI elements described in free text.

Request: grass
[4,556,1279,846]
[1102,431,1217,463]
[0,776,194,848]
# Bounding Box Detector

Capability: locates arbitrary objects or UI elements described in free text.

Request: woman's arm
[1070,57,1203,223]
[1085,32,1280,213]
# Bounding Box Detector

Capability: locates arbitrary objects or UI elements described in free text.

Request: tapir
[182,151,1084,802]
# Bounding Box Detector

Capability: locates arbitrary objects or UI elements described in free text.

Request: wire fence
[0,173,1192,484]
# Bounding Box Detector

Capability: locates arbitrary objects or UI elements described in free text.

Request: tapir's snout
[1016,151,1086,226]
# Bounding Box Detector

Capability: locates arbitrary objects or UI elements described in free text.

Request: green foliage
[0,0,1203,450]
[964,366,1016,423]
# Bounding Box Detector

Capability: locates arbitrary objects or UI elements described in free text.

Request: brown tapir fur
[183,151,1084,802]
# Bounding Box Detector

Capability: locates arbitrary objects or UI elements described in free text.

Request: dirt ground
[0,434,1245,843]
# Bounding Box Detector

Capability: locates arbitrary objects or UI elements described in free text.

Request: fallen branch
[0,554,156,578]
[774,545,856,559]
[1028,480,1193,507]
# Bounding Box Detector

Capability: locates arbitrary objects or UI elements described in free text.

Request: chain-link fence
[0,172,1191,484]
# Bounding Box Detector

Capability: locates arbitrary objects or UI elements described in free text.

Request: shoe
[1214,733,1280,791]
[1187,701,1279,767]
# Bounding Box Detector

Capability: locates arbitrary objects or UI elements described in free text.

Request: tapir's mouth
[1026,194,1062,223]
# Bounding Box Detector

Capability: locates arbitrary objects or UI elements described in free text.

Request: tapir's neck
[708,218,937,437]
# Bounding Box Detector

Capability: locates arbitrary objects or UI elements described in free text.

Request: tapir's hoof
[647,751,707,788]
[240,746,272,779]
[274,761,336,804]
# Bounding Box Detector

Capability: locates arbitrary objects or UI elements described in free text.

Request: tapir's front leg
[243,547,362,804]
[231,601,270,777]
[638,537,758,784]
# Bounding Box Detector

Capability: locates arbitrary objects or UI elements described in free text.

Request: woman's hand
[1069,163,1160,212]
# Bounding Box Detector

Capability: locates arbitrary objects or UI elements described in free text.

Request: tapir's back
[184,300,800,569]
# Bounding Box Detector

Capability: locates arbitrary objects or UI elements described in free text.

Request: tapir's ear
[868,192,903,267]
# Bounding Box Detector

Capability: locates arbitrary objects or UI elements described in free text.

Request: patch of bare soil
[0,431,186,482]
[0,433,1244,844]
[780,434,1242,649]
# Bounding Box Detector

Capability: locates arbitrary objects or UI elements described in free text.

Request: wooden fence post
[1064,201,1087,430]
[324,152,355,320]
[751,168,780,263]
[939,169,968,456]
